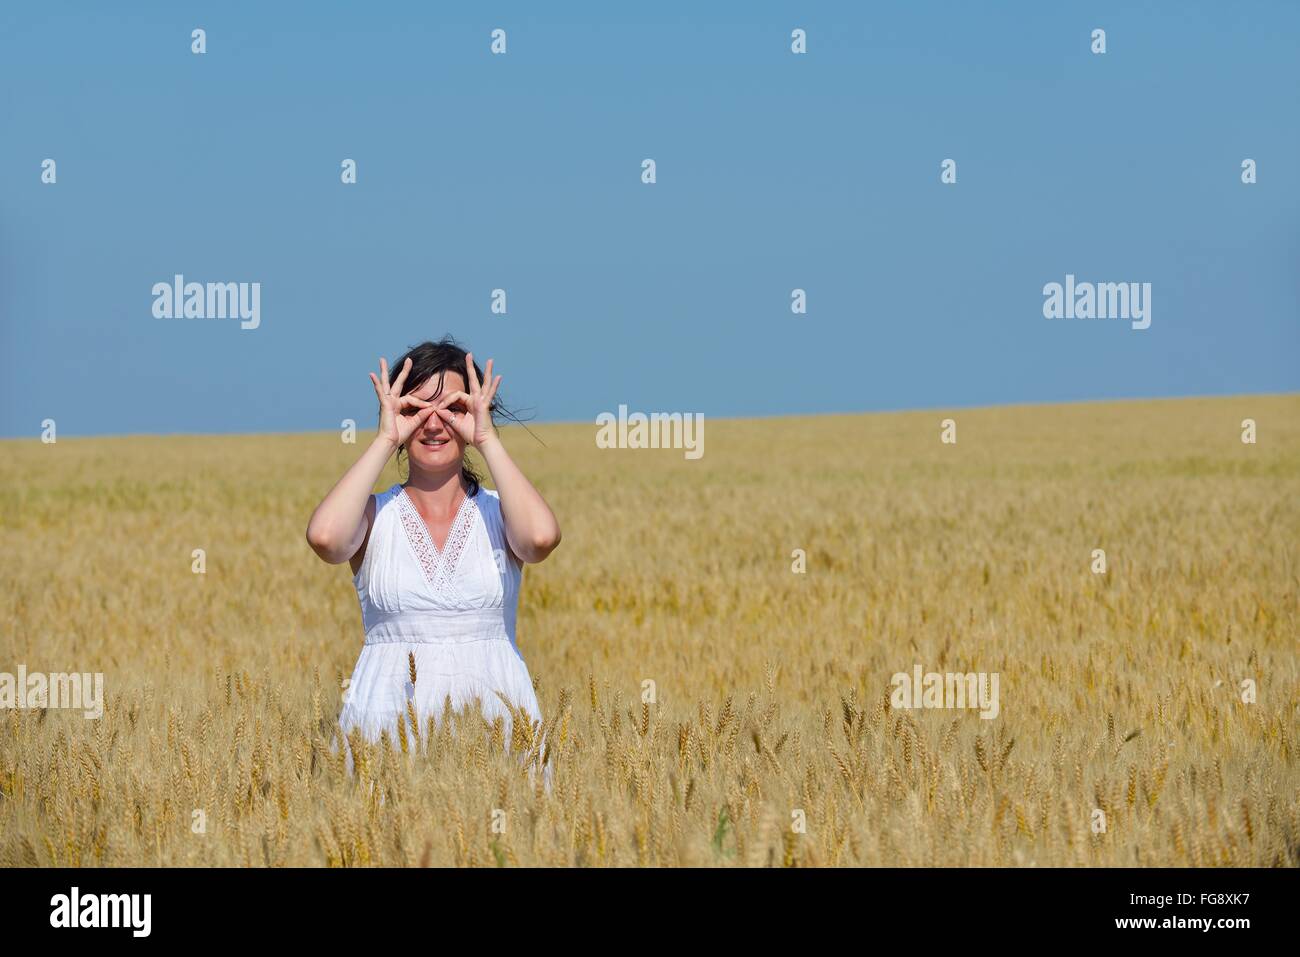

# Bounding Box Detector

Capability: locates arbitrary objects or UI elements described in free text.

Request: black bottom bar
[0,866,1288,942]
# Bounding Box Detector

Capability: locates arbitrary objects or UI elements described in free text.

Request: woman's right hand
[369,357,435,449]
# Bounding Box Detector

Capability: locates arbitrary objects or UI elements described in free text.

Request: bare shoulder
[347,493,380,576]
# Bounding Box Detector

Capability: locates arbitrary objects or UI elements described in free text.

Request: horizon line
[3,389,1295,443]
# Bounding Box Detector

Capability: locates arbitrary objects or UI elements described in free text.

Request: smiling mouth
[419,437,450,448]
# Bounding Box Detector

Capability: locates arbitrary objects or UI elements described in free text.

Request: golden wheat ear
[491,688,517,712]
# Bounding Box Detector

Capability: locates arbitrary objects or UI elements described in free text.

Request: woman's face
[403,369,469,473]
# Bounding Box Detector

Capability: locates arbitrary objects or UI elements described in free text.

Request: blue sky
[2,1,1296,437]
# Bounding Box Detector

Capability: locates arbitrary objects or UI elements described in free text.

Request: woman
[306,338,560,778]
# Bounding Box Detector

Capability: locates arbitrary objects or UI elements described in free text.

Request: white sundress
[337,483,546,775]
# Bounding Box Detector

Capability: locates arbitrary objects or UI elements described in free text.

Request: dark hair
[388,337,531,494]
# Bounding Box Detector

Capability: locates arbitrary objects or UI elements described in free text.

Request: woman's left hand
[439,353,561,562]
[433,353,502,449]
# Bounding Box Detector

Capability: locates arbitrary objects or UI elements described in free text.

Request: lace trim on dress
[395,487,479,594]
[430,494,477,594]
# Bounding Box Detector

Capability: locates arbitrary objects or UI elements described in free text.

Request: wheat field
[1,395,1297,866]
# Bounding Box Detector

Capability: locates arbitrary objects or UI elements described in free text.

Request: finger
[432,390,472,411]
[369,372,384,401]
[436,407,471,434]
[485,374,502,406]
[378,358,390,395]
[399,393,432,410]
[401,404,437,431]
[483,358,494,392]
[465,353,481,394]
[391,357,413,395]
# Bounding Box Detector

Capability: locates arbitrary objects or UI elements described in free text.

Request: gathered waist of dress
[363,609,513,645]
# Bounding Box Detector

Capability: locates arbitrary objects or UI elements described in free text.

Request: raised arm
[432,354,562,564]
[306,357,434,566]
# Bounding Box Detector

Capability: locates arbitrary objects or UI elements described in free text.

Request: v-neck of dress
[395,485,479,595]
